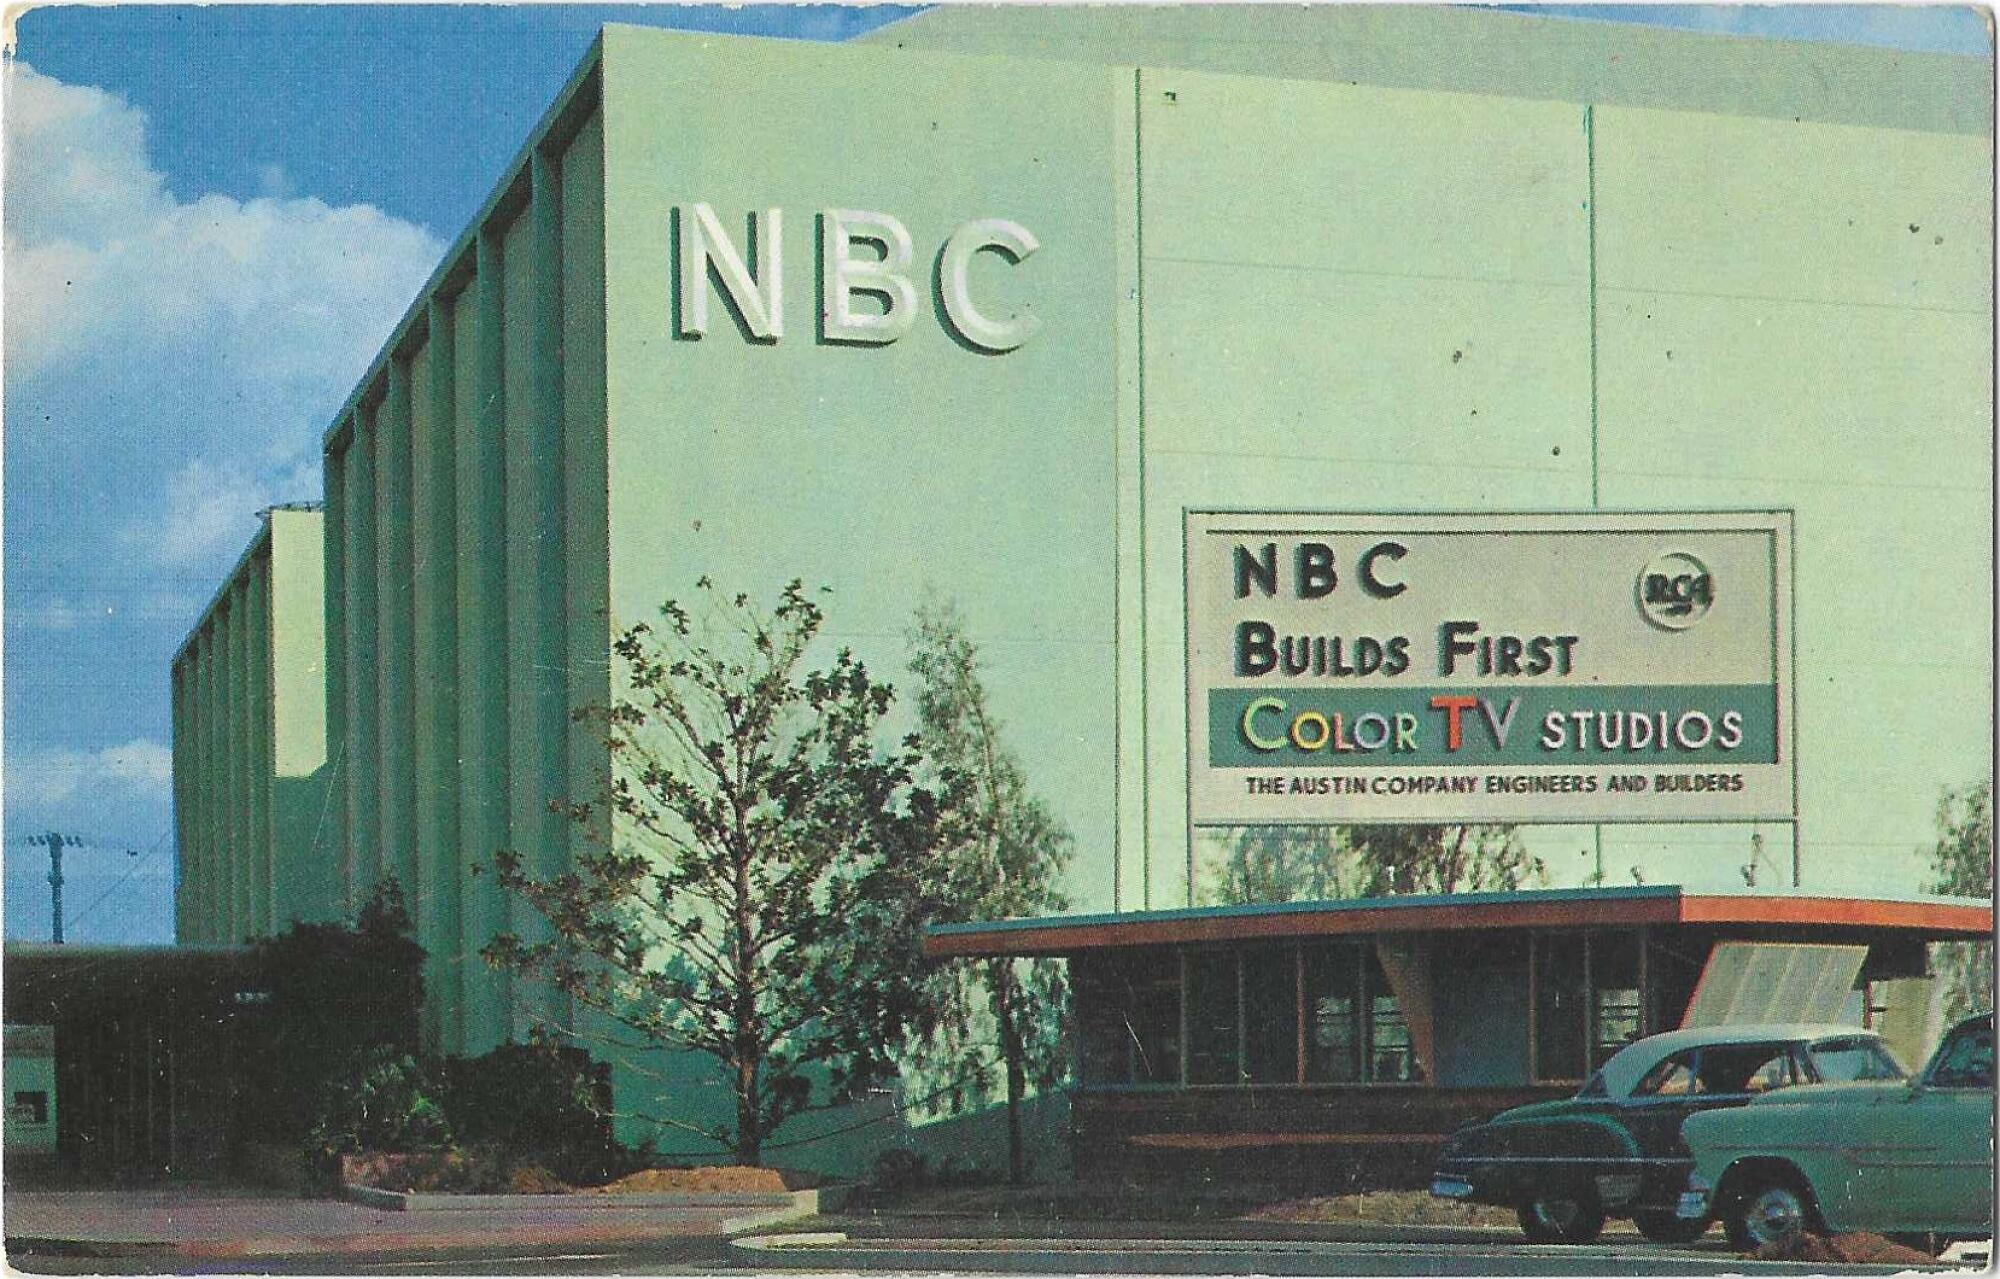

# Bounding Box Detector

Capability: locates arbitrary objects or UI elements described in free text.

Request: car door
[1904,1019,1995,1230]
[1834,1019,1993,1230]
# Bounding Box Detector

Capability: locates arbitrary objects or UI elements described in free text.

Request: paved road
[17,1225,1959,1276]
[716,1232,1950,1277]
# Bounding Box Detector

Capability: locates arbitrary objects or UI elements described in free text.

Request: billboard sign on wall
[1186,511,1794,827]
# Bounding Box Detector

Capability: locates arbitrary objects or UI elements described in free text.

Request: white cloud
[143,459,276,571]
[8,738,173,808]
[2,62,443,862]
[4,61,443,566]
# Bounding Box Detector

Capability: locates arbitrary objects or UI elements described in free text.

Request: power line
[18,832,139,944]
[63,827,172,940]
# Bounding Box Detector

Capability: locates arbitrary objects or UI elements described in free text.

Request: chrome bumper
[1676,1189,1710,1220]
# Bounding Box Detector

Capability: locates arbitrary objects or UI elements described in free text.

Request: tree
[243,879,427,1145]
[906,598,1073,1184]
[1210,826,1355,905]
[1344,824,1544,896]
[483,580,940,1165]
[1209,824,1543,906]
[1926,779,1993,1022]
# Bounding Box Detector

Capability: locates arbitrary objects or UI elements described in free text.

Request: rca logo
[674,204,1040,353]
[1637,550,1715,630]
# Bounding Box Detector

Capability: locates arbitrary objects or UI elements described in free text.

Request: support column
[247,558,273,936]
[324,440,349,915]
[378,367,418,905]
[457,235,512,1052]
[503,157,568,1043]
[344,411,381,911]
[412,313,463,1052]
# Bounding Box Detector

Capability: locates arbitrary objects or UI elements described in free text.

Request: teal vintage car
[1431,1023,1906,1245]
[1677,1012,1994,1250]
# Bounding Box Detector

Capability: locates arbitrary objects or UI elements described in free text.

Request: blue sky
[3,4,1988,943]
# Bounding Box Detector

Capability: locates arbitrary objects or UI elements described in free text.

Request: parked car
[1431,1023,1906,1245]
[1676,1012,1994,1250]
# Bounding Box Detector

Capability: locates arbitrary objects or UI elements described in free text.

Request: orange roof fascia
[925,895,1994,960]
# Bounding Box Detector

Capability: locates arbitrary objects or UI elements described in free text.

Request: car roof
[1599,1023,1877,1098]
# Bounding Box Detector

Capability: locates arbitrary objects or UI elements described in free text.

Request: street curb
[7,1217,777,1263]
[8,1236,180,1262]
[342,1185,817,1213]
[733,1232,851,1251]
[6,1192,825,1263]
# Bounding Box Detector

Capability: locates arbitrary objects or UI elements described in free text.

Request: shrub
[306,1045,453,1168]
[247,882,427,1143]
[438,1038,645,1187]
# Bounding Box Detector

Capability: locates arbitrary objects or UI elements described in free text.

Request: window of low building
[1186,949,1241,1085]
[1305,943,1364,1083]
[1302,943,1418,1084]
[1365,947,1420,1083]
[1075,952,1181,1086]
[1534,932,1590,1082]
[1590,930,1643,1068]
[1243,947,1300,1084]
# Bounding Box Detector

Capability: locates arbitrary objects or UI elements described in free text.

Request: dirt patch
[341,1149,571,1195]
[1750,1232,1936,1266]
[591,1165,806,1194]
[1244,1190,1517,1229]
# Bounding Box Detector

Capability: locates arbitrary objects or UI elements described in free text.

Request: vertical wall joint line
[1585,103,1600,512]
[1585,103,1605,884]
[1132,68,1154,912]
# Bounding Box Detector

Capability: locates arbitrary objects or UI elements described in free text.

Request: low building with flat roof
[928,886,1991,1186]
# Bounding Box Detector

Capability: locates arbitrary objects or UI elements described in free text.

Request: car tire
[1634,1210,1711,1244]
[1517,1191,1606,1244]
[1723,1172,1820,1252]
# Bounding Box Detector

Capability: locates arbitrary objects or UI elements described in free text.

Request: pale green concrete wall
[172,508,334,942]
[1134,69,1599,905]
[861,4,1990,135]
[269,508,337,927]
[316,60,607,1055]
[1590,106,1993,894]
[599,27,1128,909]
[594,25,1128,1159]
[1128,67,1989,904]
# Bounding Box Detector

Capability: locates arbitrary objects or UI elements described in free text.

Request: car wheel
[1517,1191,1606,1244]
[1634,1210,1711,1244]
[1724,1174,1819,1251]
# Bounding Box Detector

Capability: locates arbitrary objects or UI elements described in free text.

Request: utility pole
[24,833,80,944]
[21,832,134,943]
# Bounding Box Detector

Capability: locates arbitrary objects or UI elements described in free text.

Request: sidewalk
[3,1187,768,1262]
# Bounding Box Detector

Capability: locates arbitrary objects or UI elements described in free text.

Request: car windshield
[1807,1036,1906,1082]
[1925,1020,1995,1089]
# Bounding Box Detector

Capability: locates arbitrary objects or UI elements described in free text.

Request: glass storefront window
[1243,948,1299,1084]
[1305,944,1363,1083]
[1074,954,1181,1086]
[1534,932,1589,1081]
[1186,950,1241,1085]
[1362,948,1419,1083]
[1590,931,1643,1068]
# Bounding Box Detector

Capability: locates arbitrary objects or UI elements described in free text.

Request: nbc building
[158,9,1991,1177]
